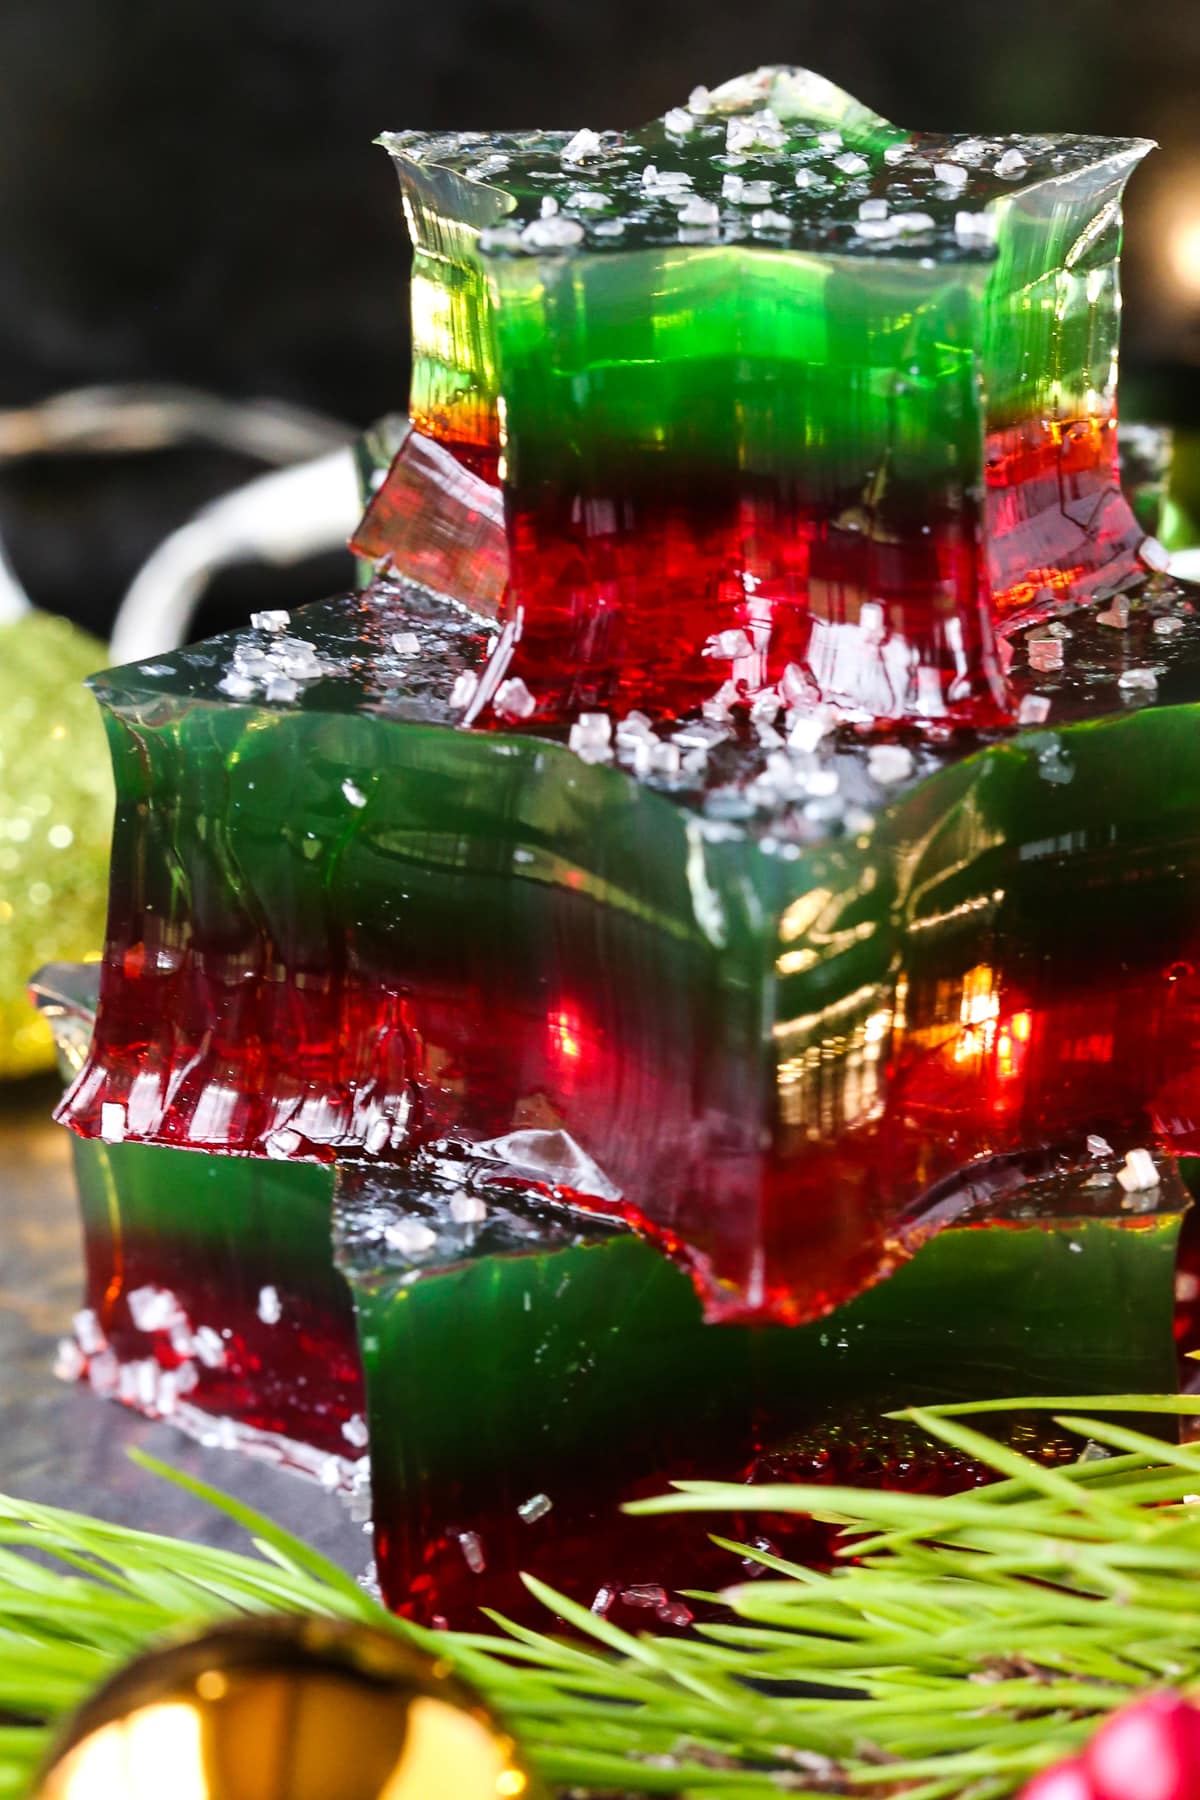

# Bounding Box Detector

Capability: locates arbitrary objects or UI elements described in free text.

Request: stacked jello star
[38,68,1200,1630]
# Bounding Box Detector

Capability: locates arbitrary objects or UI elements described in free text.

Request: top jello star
[378,67,1153,727]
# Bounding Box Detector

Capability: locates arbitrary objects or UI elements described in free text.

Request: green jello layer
[489,249,985,497]
[385,64,1147,485]
[72,1137,333,1260]
[350,1162,1184,1618]
[357,1210,1183,1488]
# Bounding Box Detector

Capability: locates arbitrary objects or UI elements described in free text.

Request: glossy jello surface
[383,65,1151,723]
[56,563,1200,1322]
[343,1152,1185,1628]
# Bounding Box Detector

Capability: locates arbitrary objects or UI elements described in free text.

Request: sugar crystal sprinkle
[449,670,479,710]
[193,1326,226,1368]
[384,1218,438,1256]
[569,712,614,761]
[867,744,915,785]
[956,211,999,247]
[493,676,538,720]
[265,1127,302,1159]
[517,1492,553,1524]
[1117,667,1159,693]
[1017,694,1052,726]
[458,1531,487,1574]
[1028,637,1064,674]
[73,1308,107,1355]
[449,1192,489,1225]
[100,1103,126,1144]
[521,214,585,251]
[257,1285,283,1325]
[561,128,603,163]
[678,196,720,227]
[994,148,1028,179]
[621,1583,668,1609]
[1117,1148,1160,1193]
[703,628,753,659]
[54,1339,86,1383]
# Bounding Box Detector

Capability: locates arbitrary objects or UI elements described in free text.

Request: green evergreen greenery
[6,1397,1200,1799]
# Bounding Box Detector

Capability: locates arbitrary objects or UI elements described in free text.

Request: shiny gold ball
[0,611,112,1080]
[34,1617,544,1800]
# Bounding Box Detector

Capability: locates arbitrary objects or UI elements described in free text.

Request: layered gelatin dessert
[43,66,1200,1625]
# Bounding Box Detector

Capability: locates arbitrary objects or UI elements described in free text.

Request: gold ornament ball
[0,612,113,1080]
[34,1616,545,1800]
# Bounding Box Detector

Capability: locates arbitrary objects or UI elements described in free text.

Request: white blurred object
[1168,546,1200,582]
[0,532,30,624]
[0,382,357,655]
[108,449,361,663]
[0,383,350,465]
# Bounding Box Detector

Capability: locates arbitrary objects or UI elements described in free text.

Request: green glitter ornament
[0,612,112,1079]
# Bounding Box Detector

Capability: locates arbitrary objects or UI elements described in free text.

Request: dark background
[3,0,1199,638]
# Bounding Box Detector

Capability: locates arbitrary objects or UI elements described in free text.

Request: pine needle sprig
[4,1399,1200,1796]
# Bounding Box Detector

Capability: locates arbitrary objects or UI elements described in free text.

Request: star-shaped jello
[376,66,1153,726]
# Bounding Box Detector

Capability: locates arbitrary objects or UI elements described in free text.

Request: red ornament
[1086,1695,1200,1800]
[1023,1759,1096,1800]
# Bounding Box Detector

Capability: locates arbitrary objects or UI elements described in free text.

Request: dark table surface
[0,1072,370,1578]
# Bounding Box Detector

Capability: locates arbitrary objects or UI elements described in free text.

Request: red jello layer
[382,1421,1007,1632]
[502,483,1004,724]
[64,949,1200,1327]
[358,411,1142,727]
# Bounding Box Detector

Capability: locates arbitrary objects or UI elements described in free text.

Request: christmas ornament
[0,611,111,1079]
[1087,1694,1200,1800]
[1023,1694,1200,1800]
[34,1617,541,1800]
